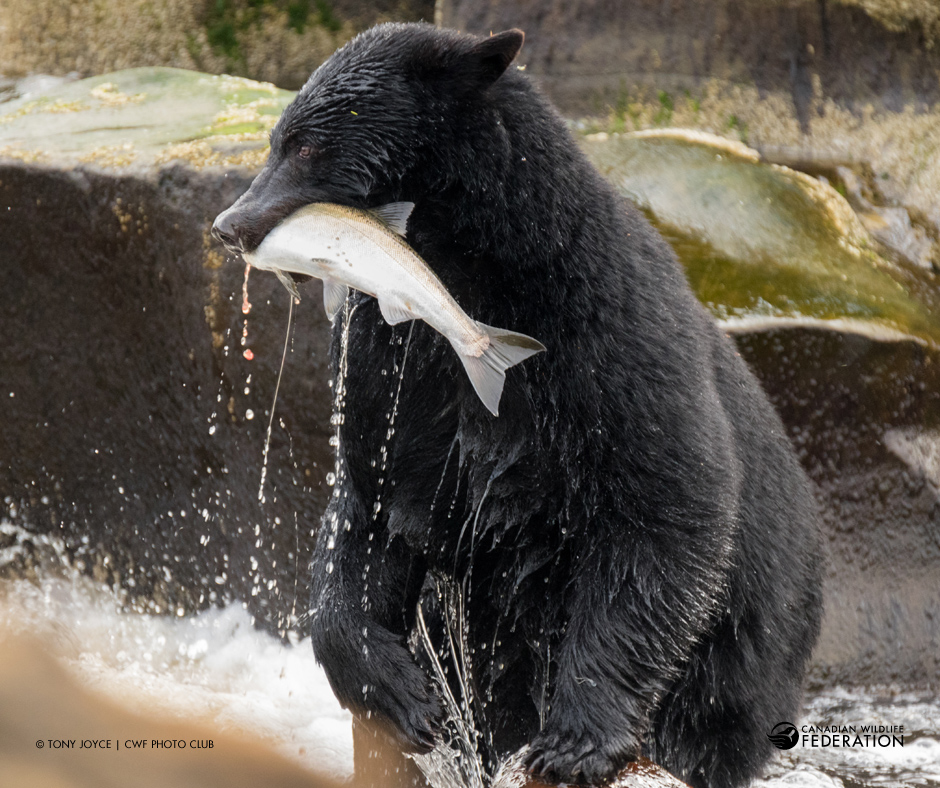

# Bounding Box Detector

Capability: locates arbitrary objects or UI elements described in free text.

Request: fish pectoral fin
[456,323,546,417]
[322,278,349,321]
[368,202,415,237]
[274,268,301,301]
[377,296,419,326]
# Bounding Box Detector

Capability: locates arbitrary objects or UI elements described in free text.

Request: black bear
[212,23,824,788]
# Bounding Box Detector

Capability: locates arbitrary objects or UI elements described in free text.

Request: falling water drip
[430,433,460,516]
[369,323,414,524]
[258,293,295,503]
[242,262,252,314]
[326,296,357,507]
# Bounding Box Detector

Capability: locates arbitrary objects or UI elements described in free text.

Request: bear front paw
[335,625,445,754]
[314,614,445,753]
[524,725,639,785]
[364,655,445,754]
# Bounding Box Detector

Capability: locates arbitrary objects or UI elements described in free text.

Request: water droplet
[325,561,334,574]
[245,409,255,420]
[243,348,254,360]
[208,425,217,435]
[326,472,336,486]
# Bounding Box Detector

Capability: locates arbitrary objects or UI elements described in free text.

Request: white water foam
[0,519,353,780]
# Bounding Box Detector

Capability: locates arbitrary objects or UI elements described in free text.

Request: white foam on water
[0,520,354,780]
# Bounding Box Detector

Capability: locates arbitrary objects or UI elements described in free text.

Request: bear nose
[211,209,241,250]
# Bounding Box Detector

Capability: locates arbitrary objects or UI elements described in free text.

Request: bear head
[212,23,525,253]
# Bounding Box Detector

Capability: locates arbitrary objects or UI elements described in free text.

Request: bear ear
[462,29,525,88]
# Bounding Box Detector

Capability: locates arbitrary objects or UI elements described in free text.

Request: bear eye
[298,145,313,159]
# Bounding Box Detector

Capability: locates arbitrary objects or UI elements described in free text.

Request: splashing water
[411,578,487,788]
[0,519,352,779]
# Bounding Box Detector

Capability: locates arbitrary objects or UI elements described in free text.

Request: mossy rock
[582,130,940,349]
[0,67,295,170]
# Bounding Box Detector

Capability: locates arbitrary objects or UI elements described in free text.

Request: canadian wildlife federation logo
[768,721,905,749]
[768,722,799,750]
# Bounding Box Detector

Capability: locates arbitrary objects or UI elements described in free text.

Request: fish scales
[314,206,485,356]
[240,201,545,416]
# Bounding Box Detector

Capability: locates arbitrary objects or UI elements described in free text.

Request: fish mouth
[218,238,245,255]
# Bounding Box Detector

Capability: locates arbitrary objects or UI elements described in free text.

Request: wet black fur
[215,23,824,788]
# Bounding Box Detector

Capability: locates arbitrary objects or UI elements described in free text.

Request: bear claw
[524,728,637,785]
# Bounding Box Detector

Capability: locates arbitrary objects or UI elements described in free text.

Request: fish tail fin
[456,323,546,417]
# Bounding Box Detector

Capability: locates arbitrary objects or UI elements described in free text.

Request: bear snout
[211,207,242,251]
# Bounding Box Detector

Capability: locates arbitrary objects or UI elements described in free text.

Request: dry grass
[0,0,353,87]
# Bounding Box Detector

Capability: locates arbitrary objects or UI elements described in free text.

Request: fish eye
[298,145,313,159]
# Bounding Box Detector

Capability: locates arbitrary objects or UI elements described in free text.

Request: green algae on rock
[582,130,940,348]
[0,68,295,171]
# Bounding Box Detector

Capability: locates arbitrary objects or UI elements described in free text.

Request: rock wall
[738,329,940,686]
[441,0,940,120]
[0,162,335,632]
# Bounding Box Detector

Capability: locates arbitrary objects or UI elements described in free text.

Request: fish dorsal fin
[378,295,419,326]
[322,277,349,321]
[368,202,414,237]
[274,268,301,301]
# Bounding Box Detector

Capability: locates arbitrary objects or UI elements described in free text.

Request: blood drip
[242,263,252,314]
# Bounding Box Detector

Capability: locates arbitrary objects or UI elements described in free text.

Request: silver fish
[243,202,545,416]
